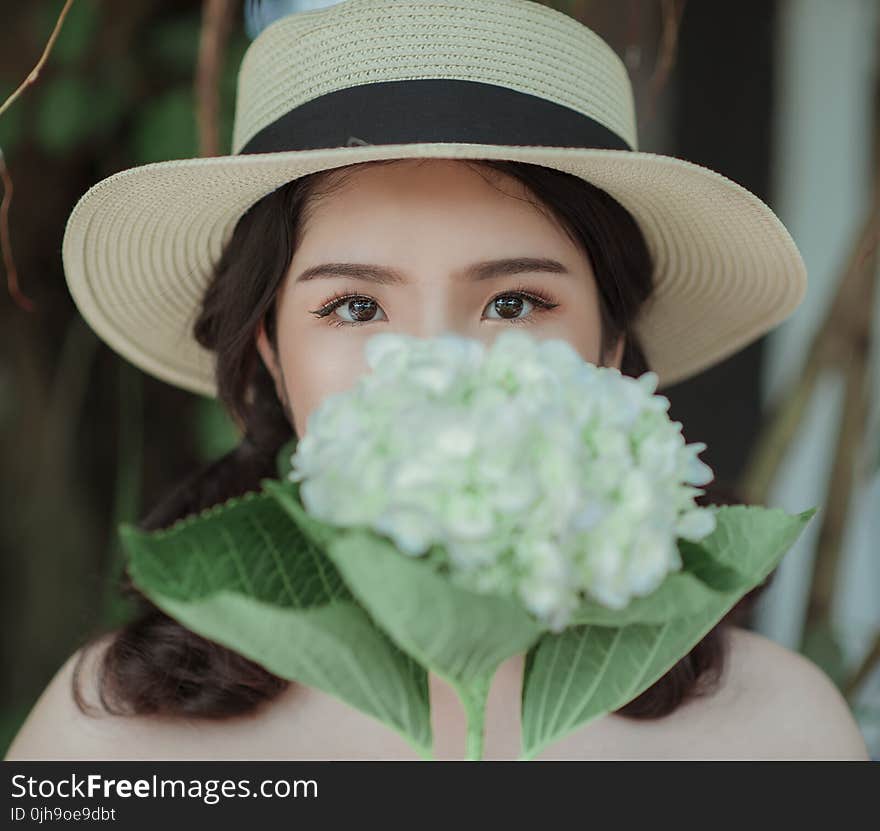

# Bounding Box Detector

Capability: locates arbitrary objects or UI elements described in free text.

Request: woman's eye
[311,290,558,327]
[483,291,558,324]
[316,295,388,326]
[483,292,537,322]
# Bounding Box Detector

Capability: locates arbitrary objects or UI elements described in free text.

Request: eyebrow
[293,257,571,285]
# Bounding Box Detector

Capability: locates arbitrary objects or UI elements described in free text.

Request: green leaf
[520,596,739,760]
[677,539,747,591]
[325,527,546,683]
[122,490,349,606]
[154,592,432,758]
[318,522,546,759]
[261,472,543,759]
[519,503,817,760]
[568,570,734,626]
[262,477,339,551]
[120,489,432,758]
[689,503,817,584]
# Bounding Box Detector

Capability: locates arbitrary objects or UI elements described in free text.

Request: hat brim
[61,141,807,397]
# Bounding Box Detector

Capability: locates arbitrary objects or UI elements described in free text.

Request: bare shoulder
[2,632,157,761]
[3,632,316,761]
[536,624,870,760]
[5,633,111,760]
[3,631,202,761]
[674,625,869,760]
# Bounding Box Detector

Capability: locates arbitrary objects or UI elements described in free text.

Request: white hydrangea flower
[287,329,717,632]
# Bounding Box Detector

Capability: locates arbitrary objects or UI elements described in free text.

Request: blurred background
[1,0,878,757]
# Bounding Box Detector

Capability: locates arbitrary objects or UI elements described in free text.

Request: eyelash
[308,283,561,328]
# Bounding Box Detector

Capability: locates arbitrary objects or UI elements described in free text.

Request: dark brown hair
[72,157,770,724]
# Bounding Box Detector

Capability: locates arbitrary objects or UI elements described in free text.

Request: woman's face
[256,158,623,437]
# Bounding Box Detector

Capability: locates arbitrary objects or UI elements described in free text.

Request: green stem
[456,675,492,761]
[412,742,435,761]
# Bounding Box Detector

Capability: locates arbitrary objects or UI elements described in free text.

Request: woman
[5,0,869,760]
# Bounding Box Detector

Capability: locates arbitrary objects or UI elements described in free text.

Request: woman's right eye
[310,295,388,327]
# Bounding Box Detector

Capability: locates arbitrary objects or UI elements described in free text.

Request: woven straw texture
[61,0,807,398]
[233,0,638,153]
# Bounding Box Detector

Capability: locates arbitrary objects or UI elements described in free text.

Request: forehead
[295,158,574,255]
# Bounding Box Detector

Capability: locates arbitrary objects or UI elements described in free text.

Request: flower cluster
[286,330,716,631]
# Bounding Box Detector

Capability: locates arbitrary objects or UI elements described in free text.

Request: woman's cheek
[281,333,372,433]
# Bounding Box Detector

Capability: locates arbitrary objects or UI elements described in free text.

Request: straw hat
[61,0,807,397]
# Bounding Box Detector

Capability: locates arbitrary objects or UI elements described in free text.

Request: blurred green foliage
[0,82,24,154]
[131,87,199,164]
[195,398,241,462]
[36,76,92,155]
[0,0,251,757]
[3,1,249,165]
[35,0,101,67]
[800,620,850,689]
[147,14,203,73]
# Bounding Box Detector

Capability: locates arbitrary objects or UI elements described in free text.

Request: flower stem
[456,674,492,761]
